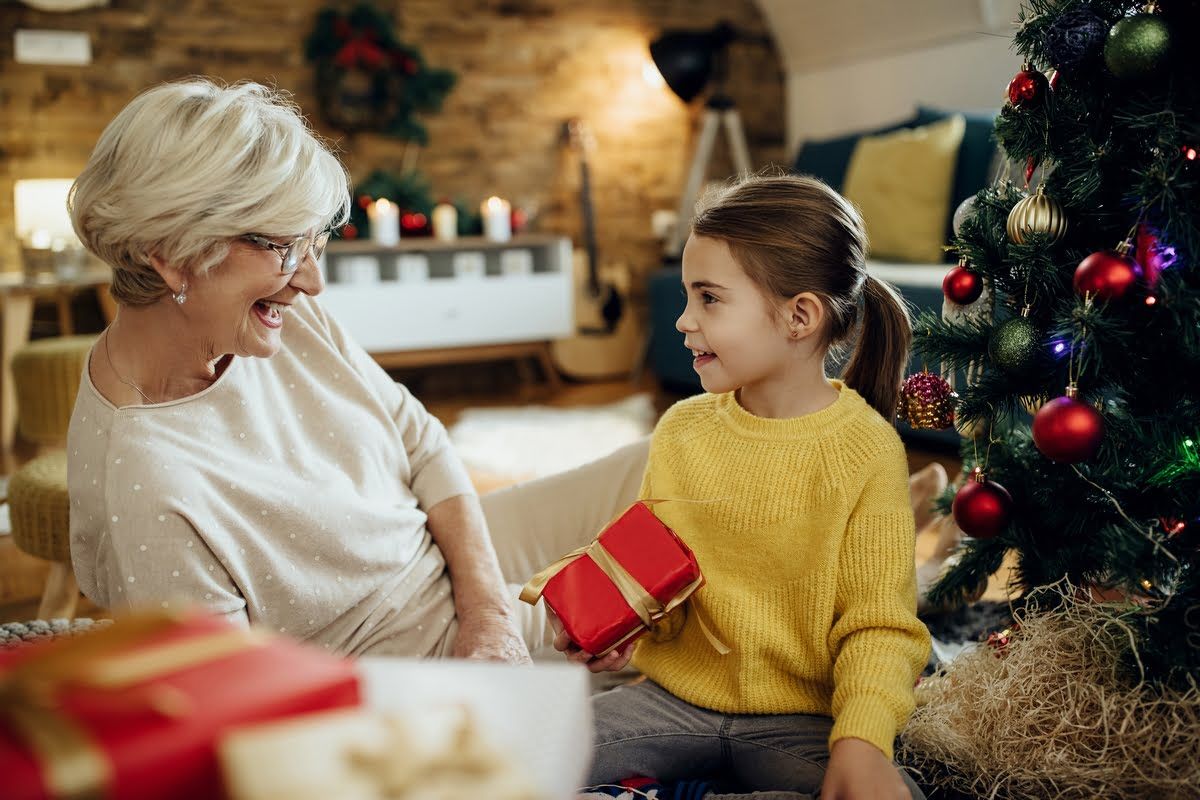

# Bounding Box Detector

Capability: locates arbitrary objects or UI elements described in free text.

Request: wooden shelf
[318,235,574,383]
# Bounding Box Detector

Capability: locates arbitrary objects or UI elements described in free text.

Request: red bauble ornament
[943,262,984,305]
[341,223,358,240]
[1032,386,1104,463]
[1049,69,1062,91]
[1007,65,1048,108]
[357,195,373,209]
[952,470,1012,539]
[1074,242,1142,301]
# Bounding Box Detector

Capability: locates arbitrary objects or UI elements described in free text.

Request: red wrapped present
[520,501,727,657]
[0,611,359,800]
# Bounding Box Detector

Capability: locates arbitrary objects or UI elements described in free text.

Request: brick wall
[0,0,785,284]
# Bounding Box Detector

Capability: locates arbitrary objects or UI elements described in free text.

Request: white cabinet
[318,236,574,355]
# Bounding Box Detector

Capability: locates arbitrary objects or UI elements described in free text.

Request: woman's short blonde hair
[69,78,350,305]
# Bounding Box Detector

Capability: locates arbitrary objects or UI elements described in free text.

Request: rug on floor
[448,393,656,486]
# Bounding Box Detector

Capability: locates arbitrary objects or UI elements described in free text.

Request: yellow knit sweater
[631,382,930,760]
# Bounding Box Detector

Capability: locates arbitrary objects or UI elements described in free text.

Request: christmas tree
[913,0,1199,688]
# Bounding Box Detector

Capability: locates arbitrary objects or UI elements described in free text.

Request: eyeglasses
[242,229,332,275]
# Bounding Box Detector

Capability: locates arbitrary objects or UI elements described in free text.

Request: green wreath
[342,169,482,240]
[305,3,456,143]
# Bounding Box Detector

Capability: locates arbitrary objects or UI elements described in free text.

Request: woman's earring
[173,281,187,305]
[789,327,800,339]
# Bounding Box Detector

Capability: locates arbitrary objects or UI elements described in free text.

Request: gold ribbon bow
[519,502,730,657]
[347,707,539,799]
[0,613,264,800]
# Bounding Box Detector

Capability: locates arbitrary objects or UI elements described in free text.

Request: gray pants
[588,681,925,799]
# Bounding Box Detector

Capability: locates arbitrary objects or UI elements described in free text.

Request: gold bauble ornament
[1006,184,1068,245]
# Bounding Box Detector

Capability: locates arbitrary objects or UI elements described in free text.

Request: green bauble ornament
[989,314,1041,374]
[1104,13,1171,78]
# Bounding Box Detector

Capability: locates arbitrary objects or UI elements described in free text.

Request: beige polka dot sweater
[631,385,931,760]
[68,295,475,657]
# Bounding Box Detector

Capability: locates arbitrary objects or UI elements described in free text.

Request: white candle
[368,198,400,246]
[481,196,512,242]
[432,202,458,241]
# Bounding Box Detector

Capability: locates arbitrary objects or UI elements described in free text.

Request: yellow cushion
[842,114,965,264]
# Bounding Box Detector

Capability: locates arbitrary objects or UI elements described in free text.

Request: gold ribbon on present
[0,612,266,800]
[519,501,730,657]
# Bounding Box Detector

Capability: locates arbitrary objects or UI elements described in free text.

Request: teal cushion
[792,114,918,191]
[915,105,1000,250]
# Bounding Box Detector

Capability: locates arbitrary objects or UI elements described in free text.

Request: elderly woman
[67,78,648,663]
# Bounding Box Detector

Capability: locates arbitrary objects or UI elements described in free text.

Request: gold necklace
[103,330,153,404]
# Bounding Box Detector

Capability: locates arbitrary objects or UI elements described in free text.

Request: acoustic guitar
[551,118,644,380]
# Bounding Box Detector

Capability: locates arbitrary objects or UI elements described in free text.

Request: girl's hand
[549,611,637,673]
[820,737,913,800]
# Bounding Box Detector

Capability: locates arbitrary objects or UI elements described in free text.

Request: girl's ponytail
[841,274,911,420]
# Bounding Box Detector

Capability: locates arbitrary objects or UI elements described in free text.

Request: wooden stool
[6,451,77,618]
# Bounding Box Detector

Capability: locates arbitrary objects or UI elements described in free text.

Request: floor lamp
[650,22,766,261]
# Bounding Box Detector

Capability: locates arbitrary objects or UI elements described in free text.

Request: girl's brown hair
[690,174,912,420]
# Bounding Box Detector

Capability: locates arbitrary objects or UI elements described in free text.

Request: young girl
[559,175,930,799]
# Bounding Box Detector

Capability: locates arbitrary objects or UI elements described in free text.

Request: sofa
[647,106,1001,449]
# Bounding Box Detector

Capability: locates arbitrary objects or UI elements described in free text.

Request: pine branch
[925,536,1009,608]
[912,310,992,373]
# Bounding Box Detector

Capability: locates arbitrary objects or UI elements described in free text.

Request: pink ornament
[898,371,957,430]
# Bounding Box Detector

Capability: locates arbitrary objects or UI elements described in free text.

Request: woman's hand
[820,737,912,800]
[452,608,532,665]
[549,611,636,673]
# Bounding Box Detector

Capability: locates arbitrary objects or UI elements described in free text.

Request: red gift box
[520,501,708,657]
[0,612,359,800]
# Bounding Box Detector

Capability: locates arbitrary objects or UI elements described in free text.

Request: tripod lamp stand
[650,22,764,260]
